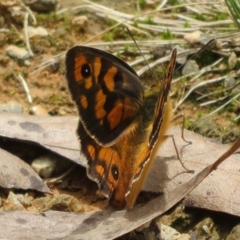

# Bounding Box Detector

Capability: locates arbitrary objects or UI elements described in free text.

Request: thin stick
[16,74,32,104]
[20,1,37,25]
[206,92,240,117]
[23,13,34,56]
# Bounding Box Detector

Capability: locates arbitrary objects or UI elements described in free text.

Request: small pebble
[29,105,49,116]
[199,33,215,46]
[0,103,23,114]
[150,46,166,59]
[72,15,88,26]
[28,26,48,38]
[6,45,31,60]
[182,60,199,75]
[184,31,203,44]
[175,45,187,65]
[226,224,240,239]
[3,192,24,211]
[25,0,58,12]
[219,63,227,71]
[31,154,57,178]
[224,76,236,89]
[159,223,182,240]
[31,153,72,178]
[228,52,237,70]
[185,31,214,47]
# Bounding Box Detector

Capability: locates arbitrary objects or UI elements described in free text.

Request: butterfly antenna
[126,27,159,84]
[175,39,216,72]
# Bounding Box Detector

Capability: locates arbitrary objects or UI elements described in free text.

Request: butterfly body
[65,46,176,209]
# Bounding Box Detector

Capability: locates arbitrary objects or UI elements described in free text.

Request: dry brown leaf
[0,148,50,193]
[144,126,240,216]
[0,113,82,165]
[0,136,238,239]
[0,167,219,239]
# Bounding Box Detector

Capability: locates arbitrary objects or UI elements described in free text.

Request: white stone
[6,45,30,60]
[28,26,48,38]
[184,31,203,44]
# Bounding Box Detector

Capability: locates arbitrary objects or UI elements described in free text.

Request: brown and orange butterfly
[65,46,177,209]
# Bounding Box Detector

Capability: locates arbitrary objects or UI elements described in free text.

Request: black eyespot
[81,64,91,78]
[111,164,119,181]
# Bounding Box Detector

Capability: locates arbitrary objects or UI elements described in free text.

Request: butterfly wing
[126,49,177,208]
[65,45,177,209]
[65,46,144,146]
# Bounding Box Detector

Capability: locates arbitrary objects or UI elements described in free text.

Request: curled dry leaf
[0,113,82,166]
[0,148,50,193]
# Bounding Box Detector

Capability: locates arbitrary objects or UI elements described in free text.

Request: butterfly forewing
[149,49,177,145]
[65,46,144,146]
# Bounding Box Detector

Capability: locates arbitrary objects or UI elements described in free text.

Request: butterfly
[65,46,177,209]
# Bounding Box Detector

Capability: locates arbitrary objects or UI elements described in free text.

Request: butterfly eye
[81,63,91,78]
[111,164,119,181]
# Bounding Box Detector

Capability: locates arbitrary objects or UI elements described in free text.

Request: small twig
[16,74,32,104]
[23,13,34,57]
[234,99,240,120]
[197,82,240,101]
[175,76,228,110]
[206,92,240,116]
[80,0,219,44]
[200,95,229,107]
[156,0,168,10]
[19,0,37,25]
[10,24,21,35]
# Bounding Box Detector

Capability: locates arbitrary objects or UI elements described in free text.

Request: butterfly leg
[165,133,194,173]
[171,114,192,145]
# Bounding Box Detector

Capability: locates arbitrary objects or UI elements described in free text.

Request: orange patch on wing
[80,95,88,109]
[99,147,108,160]
[95,165,105,178]
[99,147,118,161]
[107,100,123,130]
[87,144,96,159]
[84,77,93,89]
[104,66,117,91]
[74,55,87,82]
[93,57,101,83]
[95,90,106,119]
[95,89,106,104]
[96,108,106,120]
